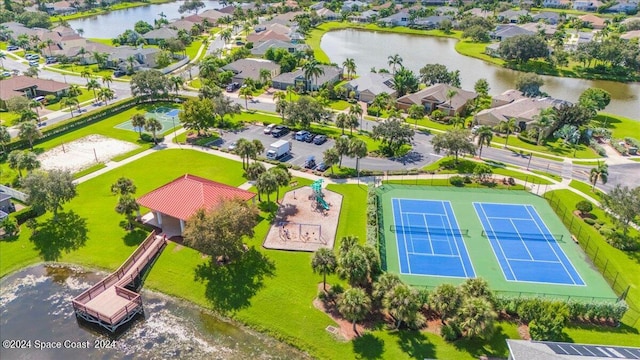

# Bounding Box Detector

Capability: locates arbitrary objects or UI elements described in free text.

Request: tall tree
[383,283,423,329]
[334,136,350,168]
[498,34,549,64]
[349,104,363,130]
[183,198,259,261]
[269,167,290,201]
[239,85,253,109]
[131,113,147,138]
[0,125,11,154]
[456,297,497,339]
[235,138,253,169]
[169,75,184,96]
[589,163,608,191]
[245,162,266,182]
[498,118,517,148]
[18,121,42,149]
[144,118,163,144]
[338,287,371,336]
[408,104,425,128]
[474,78,490,97]
[178,98,216,135]
[342,57,357,79]
[474,125,493,158]
[302,59,324,92]
[371,118,415,157]
[101,74,113,89]
[531,108,556,145]
[392,67,419,97]
[86,78,101,101]
[60,96,79,117]
[22,169,77,221]
[111,177,137,196]
[335,113,348,135]
[349,138,368,174]
[387,53,403,75]
[130,69,170,99]
[578,88,611,113]
[256,171,278,203]
[602,185,640,236]
[515,73,544,97]
[311,248,337,292]
[115,195,139,230]
[322,147,340,174]
[431,128,476,163]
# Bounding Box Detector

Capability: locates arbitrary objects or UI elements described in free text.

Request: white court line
[392,199,407,276]
[509,219,534,261]
[525,205,586,286]
[485,216,534,221]
[421,213,435,255]
[406,252,460,258]
[474,202,515,281]
[445,201,476,278]
[435,214,455,256]
[398,200,413,275]
[505,258,563,264]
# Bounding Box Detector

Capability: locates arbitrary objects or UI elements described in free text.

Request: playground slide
[318,197,330,210]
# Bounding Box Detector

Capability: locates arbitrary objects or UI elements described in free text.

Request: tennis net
[481,230,563,242]
[390,225,468,236]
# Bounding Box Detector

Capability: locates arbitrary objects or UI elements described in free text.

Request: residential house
[396,83,477,116]
[200,9,227,24]
[379,11,410,27]
[222,59,281,85]
[497,10,529,24]
[435,6,458,15]
[0,76,70,110]
[43,1,77,15]
[564,31,595,51]
[412,16,452,30]
[490,24,535,41]
[607,2,638,14]
[107,46,161,71]
[621,30,640,40]
[372,2,393,11]
[342,0,367,12]
[491,89,527,108]
[579,14,607,29]
[310,1,325,10]
[350,10,378,23]
[532,11,561,25]
[271,65,342,91]
[0,193,13,217]
[475,96,565,130]
[317,8,339,20]
[520,22,557,37]
[506,339,640,359]
[247,30,291,44]
[250,39,310,56]
[268,11,305,25]
[218,5,236,14]
[142,27,179,45]
[343,72,396,103]
[183,14,206,25]
[542,0,571,8]
[573,0,604,11]
[169,19,198,32]
[466,8,492,18]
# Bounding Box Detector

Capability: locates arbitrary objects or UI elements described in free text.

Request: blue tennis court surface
[391,199,475,278]
[474,202,585,286]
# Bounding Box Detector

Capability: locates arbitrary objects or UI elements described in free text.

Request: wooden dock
[72,231,166,332]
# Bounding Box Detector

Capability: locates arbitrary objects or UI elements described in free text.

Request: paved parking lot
[220,124,335,168]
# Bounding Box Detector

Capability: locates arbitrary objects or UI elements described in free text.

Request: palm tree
[269,167,290,201]
[86,78,101,101]
[311,248,337,292]
[450,116,465,128]
[445,89,458,116]
[387,54,403,75]
[456,297,497,339]
[245,162,266,182]
[126,55,136,74]
[131,113,147,138]
[589,163,608,191]
[101,74,113,89]
[342,58,356,79]
[372,273,402,304]
[169,76,184,95]
[338,287,371,336]
[349,104,363,130]
[335,113,348,135]
[383,283,422,329]
[18,121,42,149]
[256,171,278,203]
[0,125,11,154]
[349,138,368,174]
[371,93,390,121]
[346,114,360,135]
[531,108,556,145]
[68,84,82,97]
[20,109,38,123]
[29,99,42,121]
[474,125,493,159]
[323,148,339,174]
[302,59,324,92]
[144,118,163,144]
[60,96,79,117]
[92,51,108,70]
[251,139,264,161]
[80,68,93,84]
[273,91,287,120]
[258,68,272,88]
[429,283,462,324]
[235,138,253,168]
[199,57,219,80]
[99,87,115,105]
[220,28,232,45]
[499,118,517,148]
[239,86,253,109]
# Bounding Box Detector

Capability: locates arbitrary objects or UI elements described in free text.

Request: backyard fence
[546,192,639,326]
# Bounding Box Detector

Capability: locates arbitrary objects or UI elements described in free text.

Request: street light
[527,152,533,170]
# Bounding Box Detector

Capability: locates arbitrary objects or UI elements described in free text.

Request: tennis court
[474,202,585,286]
[114,106,180,133]
[391,198,475,278]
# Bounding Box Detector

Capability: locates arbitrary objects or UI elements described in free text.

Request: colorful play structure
[310,179,330,211]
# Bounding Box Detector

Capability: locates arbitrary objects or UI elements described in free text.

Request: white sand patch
[38,135,139,173]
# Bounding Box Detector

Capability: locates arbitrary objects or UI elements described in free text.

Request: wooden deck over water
[72,231,166,331]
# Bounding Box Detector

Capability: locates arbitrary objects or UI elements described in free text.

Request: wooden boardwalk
[72,231,166,332]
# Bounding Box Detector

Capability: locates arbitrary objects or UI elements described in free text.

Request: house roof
[200,9,226,21]
[476,97,557,123]
[397,83,477,109]
[142,27,179,40]
[317,8,337,17]
[136,174,256,221]
[222,58,279,80]
[621,30,640,40]
[169,19,197,32]
[218,5,236,14]
[492,24,536,39]
[250,39,309,56]
[247,30,291,43]
[273,65,341,86]
[498,9,529,19]
[493,89,527,104]
[520,22,557,35]
[507,340,640,360]
[579,14,606,27]
[0,76,70,101]
[345,72,395,96]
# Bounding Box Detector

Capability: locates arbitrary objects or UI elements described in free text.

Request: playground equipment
[310,179,330,211]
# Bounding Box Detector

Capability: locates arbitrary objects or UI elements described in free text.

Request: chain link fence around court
[546,192,639,326]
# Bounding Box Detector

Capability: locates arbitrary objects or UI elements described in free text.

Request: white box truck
[266,140,292,160]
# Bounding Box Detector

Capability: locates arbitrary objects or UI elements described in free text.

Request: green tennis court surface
[377,185,617,303]
[114,106,180,133]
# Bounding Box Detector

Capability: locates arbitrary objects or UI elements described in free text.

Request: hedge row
[366,186,377,248]
[9,206,43,225]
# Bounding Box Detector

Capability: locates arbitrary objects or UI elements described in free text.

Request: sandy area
[263,186,342,252]
[38,135,139,173]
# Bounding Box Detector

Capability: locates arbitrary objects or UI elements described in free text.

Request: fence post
[603,259,609,274]
[612,272,618,290]
[594,247,599,263]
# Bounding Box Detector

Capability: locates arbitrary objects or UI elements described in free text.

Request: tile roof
[397,83,477,109]
[0,76,69,101]
[345,72,396,96]
[137,174,255,221]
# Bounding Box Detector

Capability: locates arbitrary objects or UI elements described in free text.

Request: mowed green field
[378,185,617,302]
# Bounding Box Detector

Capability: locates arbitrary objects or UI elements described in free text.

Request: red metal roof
[136,174,255,221]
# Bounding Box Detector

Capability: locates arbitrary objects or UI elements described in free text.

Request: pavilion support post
[156,212,163,227]
[179,219,185,233]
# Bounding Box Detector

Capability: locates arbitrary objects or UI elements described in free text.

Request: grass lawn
[592,113,640,138]
[185,38,206,60]
[0,111,22,125]
[87,38,114,46]
[543,190,640,329]
[569,179,604,199]
[49,63,114,78]
[423,157,555,185]
[497,135,599,159]
[188,78,202,89]
[46,89,95,111]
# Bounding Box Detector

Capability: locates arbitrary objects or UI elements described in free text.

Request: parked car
[264,124,276,134]
[1,71,11,77]
[45,57,57,64]
[227,141,237,151]
[271,125,290,138]
[304,156,316,169]
[225,82,240,92]
[295,130,310,141]
[313,135,327,145]
[28,60,39,67]
[305,133,316,143]
[315,162,328,172]
[6,45,19,51]
[25,54,39,60]
[113,70,126,77]
[471,125,481,134]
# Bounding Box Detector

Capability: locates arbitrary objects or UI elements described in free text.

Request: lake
[67,1,224,38]
[0,264,307,360]
[320,29,640,120]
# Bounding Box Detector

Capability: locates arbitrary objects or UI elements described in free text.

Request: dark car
[304,156,316,169]
[315,162,328,172]
[305,133,316,143]
[271,125,290,138]
[113,70,126,77]
[313,135,327,145]
[225,82,240,92]
[7,45,19,51]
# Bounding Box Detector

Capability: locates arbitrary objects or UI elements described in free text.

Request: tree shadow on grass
[194,248,275,314]
[353,333,385,359]
[391,330,435,359]
[29,211,88,261]
[453,324,510,358]
[122,228,148,247]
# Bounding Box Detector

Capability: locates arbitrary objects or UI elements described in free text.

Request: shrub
[611,140,628,156]
[576,200,593,215]
[44,95,58,105]
[10,206,43,224]
[441,322,462,342]
[583,218,596,225]
[449,176,464,187]
[1,217,19,237]
[606,232,639,251]
[624,137,640,148]
[589,139,606,157]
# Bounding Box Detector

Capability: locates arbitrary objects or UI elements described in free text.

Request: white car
[227,141,237,151]
[264,124,276,134]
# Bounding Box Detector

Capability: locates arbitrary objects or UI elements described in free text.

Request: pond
[0,264,307,360]
[320,29,640,120]
[67,1,224,39]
